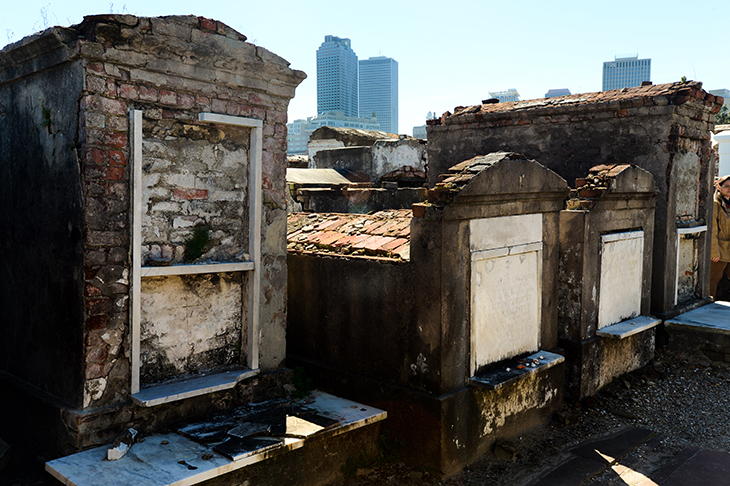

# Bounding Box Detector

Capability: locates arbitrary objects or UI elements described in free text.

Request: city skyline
[2,1,729,135]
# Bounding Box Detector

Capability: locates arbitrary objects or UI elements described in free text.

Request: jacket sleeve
[712,199,721,260]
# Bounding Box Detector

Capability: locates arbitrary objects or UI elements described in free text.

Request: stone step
[46,391,386,486]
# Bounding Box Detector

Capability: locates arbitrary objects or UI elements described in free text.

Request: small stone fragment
[107,428,137,461]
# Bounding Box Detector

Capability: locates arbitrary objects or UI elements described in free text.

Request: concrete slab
[596,316,661,339]
[45,391,386,486]
[469,351,564,391]
[286,168,351,185]
[664,302,730,334]
[131,368,259,407]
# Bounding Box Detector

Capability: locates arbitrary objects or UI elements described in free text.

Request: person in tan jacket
[711,174,730,299]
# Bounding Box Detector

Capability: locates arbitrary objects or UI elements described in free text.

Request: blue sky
[2,1,729,134]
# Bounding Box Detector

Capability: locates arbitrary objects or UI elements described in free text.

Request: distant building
[710,89,730,107]
[602,55,651,91]
[545,88,571,98]
[287,111,380,155]
[317,35,359,117]
[489,89,520,103]
[412,125,427,139]
[359,56,399,134]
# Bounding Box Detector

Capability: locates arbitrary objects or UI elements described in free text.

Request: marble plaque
[469,214,542,252]
[598,231,643,328]
[471,248,541,374]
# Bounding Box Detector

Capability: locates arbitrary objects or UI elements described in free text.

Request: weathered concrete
[427,82,722,317]
[558,165,658,398]
[311,131,427,183]
[288,153,569,474]
[0,14,304,457]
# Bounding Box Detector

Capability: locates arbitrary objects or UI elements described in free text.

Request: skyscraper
[316,35,359,117]
[602,55,651,91]
[359,56,399,134]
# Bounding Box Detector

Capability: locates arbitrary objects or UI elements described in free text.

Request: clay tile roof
[287,209,412,261]
[309,126,399,145]
[426,81,721,127]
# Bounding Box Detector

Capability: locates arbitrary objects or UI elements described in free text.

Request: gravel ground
[327,347,730,486]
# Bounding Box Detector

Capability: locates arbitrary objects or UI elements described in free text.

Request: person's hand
[712,257,720,262]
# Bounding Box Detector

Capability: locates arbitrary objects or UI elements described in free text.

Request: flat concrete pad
[46,391,386,486]
[664,302,730,334]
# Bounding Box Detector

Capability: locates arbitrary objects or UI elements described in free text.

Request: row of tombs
[287,154,663,474]
[0,14,725,483]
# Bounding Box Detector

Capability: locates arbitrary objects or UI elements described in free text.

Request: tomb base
[559,328,656,401]
[0,369,293,459]
[288,356,565,476]
[664,302,730,363]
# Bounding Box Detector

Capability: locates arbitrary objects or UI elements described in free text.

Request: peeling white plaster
[84,378,107,408]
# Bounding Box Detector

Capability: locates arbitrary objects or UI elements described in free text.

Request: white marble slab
[132,369,259,407]
[140,261,254,277]
[596,315,661,339]
[469,214,542,252]
[598,231,644,329]
[471,247,541,373]
[46,391,387,486]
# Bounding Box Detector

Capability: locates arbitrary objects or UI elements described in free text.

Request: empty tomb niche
[133,111,256,388]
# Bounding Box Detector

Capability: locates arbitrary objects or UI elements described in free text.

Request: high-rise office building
[359,56,399,134]
[316,35,359,117]
[602,55,651,91]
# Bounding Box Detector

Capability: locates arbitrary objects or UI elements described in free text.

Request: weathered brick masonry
[0,15,304,454]
[427,82,723,316]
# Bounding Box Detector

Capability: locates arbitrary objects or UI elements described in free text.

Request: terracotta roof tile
[287,209,412,261]
[426,81,722,127]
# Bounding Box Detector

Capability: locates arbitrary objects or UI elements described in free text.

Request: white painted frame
[129,110,263,400]
[674,225,707,306]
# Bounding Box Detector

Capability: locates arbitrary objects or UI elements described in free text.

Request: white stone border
[129,110,263,401]
[674,225,707,306]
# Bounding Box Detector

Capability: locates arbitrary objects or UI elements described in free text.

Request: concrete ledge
[664,302,730,334]
[596,315,661,340]
[46,391,386,486]
[469,351,564,391]
[132,369,259,407]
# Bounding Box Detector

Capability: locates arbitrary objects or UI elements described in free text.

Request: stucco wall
[427,83,720,315]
